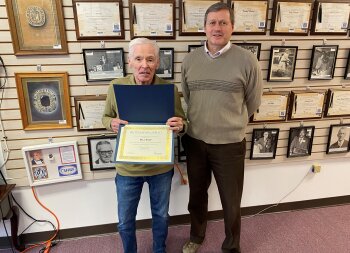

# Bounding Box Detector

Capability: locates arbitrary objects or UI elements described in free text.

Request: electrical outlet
[312,164,321,173]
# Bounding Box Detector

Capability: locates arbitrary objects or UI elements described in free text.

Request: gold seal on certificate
[115,125,174,164]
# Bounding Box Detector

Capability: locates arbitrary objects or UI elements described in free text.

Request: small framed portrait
[326,124,350,154]
[156,48,174,79]
[344,51,350,80]
[250,128,279,160]
[267,46,298,82]
[309,45,338,80]
[22,141,82,186]
[234,43,261,60]
[87,135,117,170]
[287,126,315,158]
[188,44,202,53]
[15,72,72,130]
[83,48,125,82]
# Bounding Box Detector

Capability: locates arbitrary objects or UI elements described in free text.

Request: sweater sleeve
[245,57,263,117]
[102,82,118,131]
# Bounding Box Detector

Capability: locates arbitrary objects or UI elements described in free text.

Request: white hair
[128,38,159,59]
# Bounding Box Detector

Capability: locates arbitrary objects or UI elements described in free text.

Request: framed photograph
[156,48,174,79]
[324,88,350,117]
[83,48,125,82]
[87,135,117,170]
[177,135,188,162]
[129,0,175,39]
[270,0,313,35]
[22,141,82,186]
[309,45,338,80]
[250,128,279,160]
[15,72,72,130]
[234,43,261,60]
[72,0,125,40]
[310,0,350,35]
[287,126,315,158]
[288,90,326,120]
[179,0,222,36]
[267,46,298,82]
[229,0,269,35]
[5,0,68,55]
[188,44,203,52]
[74,95,107,131]
[251,91,289,122]
[344,51,350,80]
[326,124,350,154]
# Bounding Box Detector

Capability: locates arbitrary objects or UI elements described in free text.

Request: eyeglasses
[98,150,113,155]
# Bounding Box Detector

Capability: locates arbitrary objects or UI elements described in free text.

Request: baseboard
[1,195,350,249]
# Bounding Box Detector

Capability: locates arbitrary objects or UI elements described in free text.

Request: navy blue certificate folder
[113,84,174,123]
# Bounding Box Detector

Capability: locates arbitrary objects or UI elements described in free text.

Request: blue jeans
[116,169,174,253]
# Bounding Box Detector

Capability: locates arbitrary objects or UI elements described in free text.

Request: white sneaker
[182,241,201,253]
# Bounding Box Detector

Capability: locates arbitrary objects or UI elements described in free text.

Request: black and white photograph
[177,135,188,162]
[309,45,338,80]
[326,124,350,154]
[83,48,125,82]
[234,43,261,60]
[87,135,117,170]
[344,51,350,80]
[287,126,315,158]
[156,48,174,79]
[250,128,279,160]
[188,45,202,52]
[267,46,298,82]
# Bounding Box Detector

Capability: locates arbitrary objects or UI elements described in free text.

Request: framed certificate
[129,0,175,39]
[251,91,289,122]
[288,90,326,120]
[267,46,298,82]
[15,72,72,130]
[326,124,350,154]
[250,128,279,160]
[5,0,68,55]
[72,0,125,40]
[87,135,117,170]
[270,0,313,36]
[309,45,338,80]
[83,48,125,82]
[229,0,268,35]
[345,51,350,80]
[234,43,261,60]
[74,95,107,131]
[324,88,350,117]
[22,141,82,186]
[179,0,222,36]
[287,126,315,158]
[310,0,350,35]
[188,44,203,52]
[156,48,174,80]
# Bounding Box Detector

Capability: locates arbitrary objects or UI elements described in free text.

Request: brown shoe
[182,241,201,253]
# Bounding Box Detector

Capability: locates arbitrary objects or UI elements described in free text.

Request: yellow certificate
[115,124,174,164]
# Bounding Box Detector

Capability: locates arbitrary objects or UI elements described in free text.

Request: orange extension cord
[20,187,60,253]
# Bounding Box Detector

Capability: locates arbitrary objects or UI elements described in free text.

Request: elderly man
[102,38,186,253]
[330,127,349,149]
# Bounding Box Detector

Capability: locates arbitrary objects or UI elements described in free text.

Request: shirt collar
[204,41,231,58]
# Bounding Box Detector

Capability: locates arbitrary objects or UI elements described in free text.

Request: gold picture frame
[15,72,73,130]
[5,0,68,55]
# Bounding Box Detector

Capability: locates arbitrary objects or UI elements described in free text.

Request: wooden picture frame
[270,0,313,36]
[83,48,125,82]
[344,51,350,80]
[288,90,326,120]
[87,135,117,170]
[15,72,72,130]
[156,48,174,80]
[234,43,261,60]
[5,0,68,55]
[324,88,350,117]
[22,141,82,186]
[251,91,289,122]
[250,128,279,160]
[179,0,222,36]
[326,124,350,154]
[129,0,175,39]
[287,126,315,157]
[267,46,298,82]
[229,0,269,35]
[188,44,203,52]
[74,95,107,131]
[308,45,338,80]
[310,0,350,35]
[72,0,125,40]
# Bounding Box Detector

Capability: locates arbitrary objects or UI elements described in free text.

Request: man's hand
[166,117,184,134]
[111,118,128,133]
